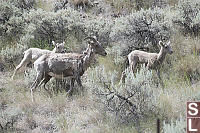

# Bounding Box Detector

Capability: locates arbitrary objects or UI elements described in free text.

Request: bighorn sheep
[30,36,107,101]
[121,41,173,86]
[69,0,89,9]
[12,41,66,80]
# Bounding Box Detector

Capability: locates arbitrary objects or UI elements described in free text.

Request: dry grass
[0,0,200,132]
[37,0,56,11]
[0,72,130,133]
[169,34,200,83]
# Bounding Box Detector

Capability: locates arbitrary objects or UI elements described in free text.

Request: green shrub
[19,8,85,49]
[168,34,200,83]
[0,1,25,40]
[53,0,93,12]
[11,0,36,11]
[173,0,200,36]
[98,46,124,74]
[110,8,171,55]
[83,16,114,47]
[86,64,159,126]
[53,0,68,12]
[174,54,200,83]
[25,8,81,42]
[104,0,135,14]
[0,43,27,68]
[21,7,113,50]
[0,106,23,131]
[163,117,186,133]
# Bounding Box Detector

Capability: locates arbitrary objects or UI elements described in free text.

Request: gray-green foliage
[84,16,114,46]
[163,117,186,133]
[0,106,23,130]
[0,43,27,66]
[22,8,84,48]
[151,0,167,9]
[53,0,68,12]
[110,8,171,55]
[21,7,113,49]
[24,68,36,86]
[0,1,114,67]
[0,1,24,39]
[173,0,200,36]
[11,0,36,11]
[86,64,159,124]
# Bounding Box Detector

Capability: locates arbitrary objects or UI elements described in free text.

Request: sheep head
[84,36,107,56]
[159,41,173,55]
[52,41,66,53]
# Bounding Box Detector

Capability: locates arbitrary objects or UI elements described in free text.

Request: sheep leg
[75,76,83,91]
[37,78,45,88]
[66,78,75,96]
[55,79,59,93]
[121,71,126,84]
[145,60,152,74]
[43,76,52,91]
[157,70,164,89]
[121,57,130,83]
[12,55,30,80]
[130,62,137,77]
[30,60,45,102]
[30,72,43,102]
[40,75,52,96]
[147,59,153,70]
[37,75,52,91]
[55,79,63,93]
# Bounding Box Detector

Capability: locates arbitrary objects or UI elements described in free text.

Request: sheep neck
[157,46,167,64]
[82,47,95,72]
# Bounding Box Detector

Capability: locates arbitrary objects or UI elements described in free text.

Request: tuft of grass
[163,116,186,133]
[105,0,135,14]
[174,54,200,82]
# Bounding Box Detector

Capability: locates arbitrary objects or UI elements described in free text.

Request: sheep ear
[92,36,97,40]
[159,41,164,46]
[52,41,56,46]
[88,39,95,45]
[88,43,92,47]
[167,41,171,46]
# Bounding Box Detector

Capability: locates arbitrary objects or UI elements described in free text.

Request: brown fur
[121,41,173,85]
[11,41,66,80]
[30,37,107,102]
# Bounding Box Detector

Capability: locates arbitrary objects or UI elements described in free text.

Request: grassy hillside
[0,0,200,132]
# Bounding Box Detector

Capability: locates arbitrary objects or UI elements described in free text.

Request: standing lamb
[12,41,66,80]
[30,36,107,101]
[121,41,173,86]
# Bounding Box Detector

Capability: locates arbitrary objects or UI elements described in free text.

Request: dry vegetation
[0,0,200,132]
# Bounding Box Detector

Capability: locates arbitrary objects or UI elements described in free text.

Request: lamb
[11,41,66,80]
[121,41,173,85]
[30,36,107,101]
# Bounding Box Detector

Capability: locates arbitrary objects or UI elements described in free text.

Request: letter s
[188,103,198,116]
